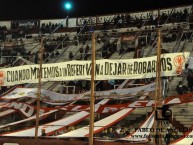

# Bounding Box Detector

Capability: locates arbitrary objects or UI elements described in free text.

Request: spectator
[76,27,81,34]
[43,52,46,60]
[74,35,79,46]
[102,80,109,90]
[103,19,108,31]
[108,79,115,90]
[81,80,87,90]
[34,52,38,64]
[84,45,89,60]
[100,129,108,138]
[79,47,83,59]
[115,126,121,137]
[65,33,70,41]
[108,128,115,138]
[181,63,189,83]
[176,81,188,95]
[119,128,126,138]
[41,129,46,136]
[96,34,101,44]
[164,127,172,145]
[119,47,125,55]
[55,51,59,56]
[123,127,130,136]
[85,45,89,53]
[162,76,169,99]
[69,51,73,60]
[187,72,193,92]
[60,85,64,94]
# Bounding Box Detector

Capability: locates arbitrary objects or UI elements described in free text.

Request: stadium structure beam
[153,29,162,145]
[35,38,44,139]
[89,32,96,145]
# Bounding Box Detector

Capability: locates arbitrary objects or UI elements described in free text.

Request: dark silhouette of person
[69,52,73,60]
[164,128,171,145]
[187,72,193,92]
[41,129,46,136]
[176,81,188,95]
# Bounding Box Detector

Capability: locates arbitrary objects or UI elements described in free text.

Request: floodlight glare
[64,2,72,10]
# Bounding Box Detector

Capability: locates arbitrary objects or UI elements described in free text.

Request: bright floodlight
[64,2,72,10]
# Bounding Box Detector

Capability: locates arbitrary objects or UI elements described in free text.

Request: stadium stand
[0,4,193,145]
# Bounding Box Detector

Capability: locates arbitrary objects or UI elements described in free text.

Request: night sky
[0,0,192,20]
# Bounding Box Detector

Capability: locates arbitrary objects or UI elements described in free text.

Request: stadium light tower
[63,1,72,27]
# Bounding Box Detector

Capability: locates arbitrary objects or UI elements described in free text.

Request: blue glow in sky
[64,2,72,10]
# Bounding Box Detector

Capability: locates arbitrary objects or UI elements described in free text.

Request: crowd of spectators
[98,126,130,139]
[103,7,191,30]
[0,38,28,65]
[40,22,63,33]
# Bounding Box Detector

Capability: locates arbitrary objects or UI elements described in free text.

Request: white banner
[1,83,155,102]
[1,92,193,120]
[0,52,189,86]
[7,102,35,117]
[0,99,36,118]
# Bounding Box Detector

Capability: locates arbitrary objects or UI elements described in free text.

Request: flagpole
[89,32,96,145]
[35,38,44,139]
[153,29,162,145]
[157,28,163,145]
